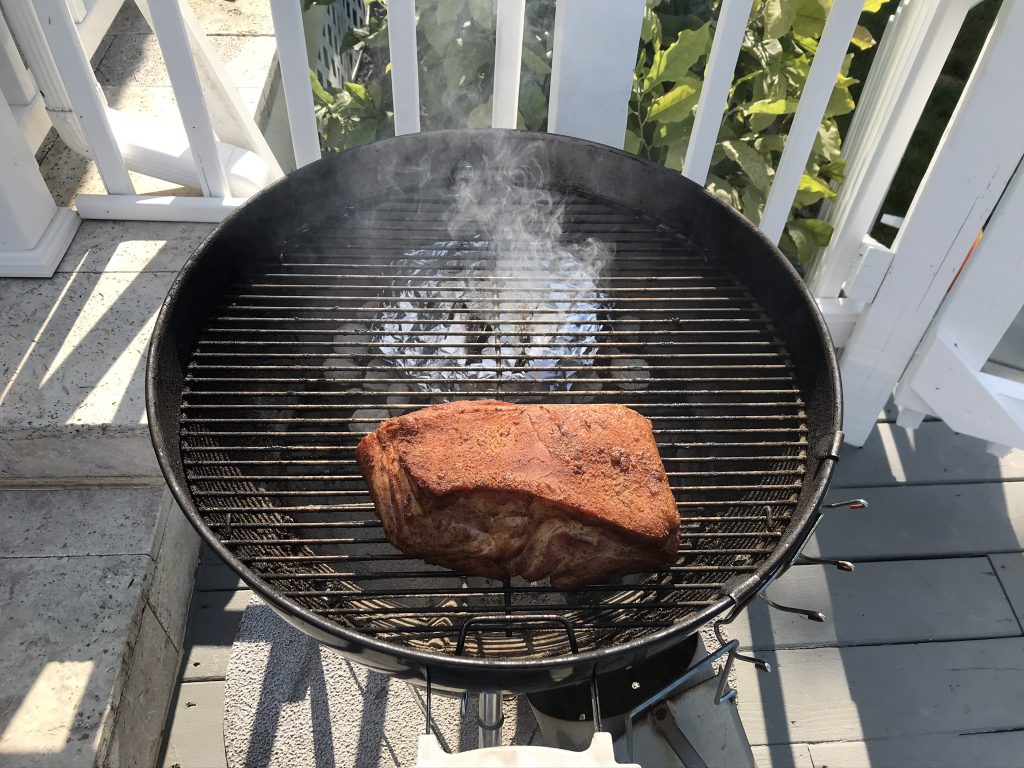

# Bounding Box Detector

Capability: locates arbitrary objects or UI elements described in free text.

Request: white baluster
[492,0,525,129]
[388,0,420,135]
[758,0,862,243]
[32,0,133,194]
[270,0,321,168]
[0,98,79,277]
[809,0,978,297]
[682,0,754,186]
[548,0,644,149]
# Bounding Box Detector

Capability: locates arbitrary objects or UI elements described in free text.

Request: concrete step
[0,485,200,766]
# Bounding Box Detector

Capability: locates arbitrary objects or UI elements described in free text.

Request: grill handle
[455,614,580,655]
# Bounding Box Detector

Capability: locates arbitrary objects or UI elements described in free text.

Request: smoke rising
[374,136,613,393]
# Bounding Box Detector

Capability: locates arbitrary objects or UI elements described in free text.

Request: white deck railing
[2,0,1021,451]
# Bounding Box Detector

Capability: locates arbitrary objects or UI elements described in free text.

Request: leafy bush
[310,0,884,268]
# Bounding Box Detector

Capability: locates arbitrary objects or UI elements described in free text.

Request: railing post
[270,0,322,168]
[682,0,754,186]
[808,0,979,297]
[548,0,644,149]
[0,98,79,276]
[387,0,420,135]
[758,0,862,243]
[32,0,134,194]
[838,0,1024,446]
[492,0,525,129]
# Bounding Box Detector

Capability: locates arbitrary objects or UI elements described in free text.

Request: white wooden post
[270,0,321,168]
[0,9,37,106]
[682,0,753,185]
[758,0,862,243]
[0,98,79,277]
[492,0,525,129]
[893,162,1024,450]
[148,0,230,197]
[64,0,86,22]
[548,0,645,149]
[838,0,1024,447]
[33,0,134,194]
[387,0,420,135]
[808,0,979,297]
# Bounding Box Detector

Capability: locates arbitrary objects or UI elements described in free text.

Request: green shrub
[310,0,884,268]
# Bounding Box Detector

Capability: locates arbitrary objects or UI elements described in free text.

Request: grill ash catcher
[147,131,851,766]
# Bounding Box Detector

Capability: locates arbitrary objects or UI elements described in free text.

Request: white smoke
[375,137,613,393]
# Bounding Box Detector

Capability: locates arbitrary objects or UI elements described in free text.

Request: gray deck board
[734,637,1024,746]
[730,558,1020,650]
[750,743,814,768]
[161,680,227,768]
[807,731,1024,768]
[804,481,1024,561]
[990,553,1024,630]
[181,590,252,682]
[833,422,1024,487]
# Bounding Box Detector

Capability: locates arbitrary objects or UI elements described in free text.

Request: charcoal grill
[147,130,842,698]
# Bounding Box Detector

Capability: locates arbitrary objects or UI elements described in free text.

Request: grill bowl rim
[146,128,841,693]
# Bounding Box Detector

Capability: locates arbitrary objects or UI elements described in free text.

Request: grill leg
[478,691,503,748]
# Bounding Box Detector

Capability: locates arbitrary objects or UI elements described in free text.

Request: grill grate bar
[186,468,805,481]
[174,184,818,662]
[219,529,783,544]
[207,515,787,530]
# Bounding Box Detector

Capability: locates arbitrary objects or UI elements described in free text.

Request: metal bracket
[624,638,741,763]
[651,703,709,768]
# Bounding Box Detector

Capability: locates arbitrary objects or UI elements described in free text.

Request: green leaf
[640,7,662,45]
[517,80,547,130]
[863,0,887,12]
[790,0,828,38]
[521,46,551,75]
[745,98,799,115]
[310,70,333,104]
[851,24,876,50]
[647,78,702,122]
[794,173,836,205]
[791,217,835,247]
[825,83,856,117]
[624,127,643,155]
[741,185,765,223]
[820,158,847,183]
[814,121,842,162]
[706,174,741,210]
[763,0,795,39]
[466,0,493,29]
[755,135,787,154]
[749,113,776,132]
[443,49,467,90]
[650,119,691,148]
[344,81,367,100]
[644,23,710,91]
[721,140,774,194]
[467,101,492,128]
[792,32,818,53]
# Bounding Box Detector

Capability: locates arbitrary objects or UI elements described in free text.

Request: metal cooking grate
[180,188,806,660]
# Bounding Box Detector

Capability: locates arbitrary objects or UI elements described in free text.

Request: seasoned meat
[355,400,679,588]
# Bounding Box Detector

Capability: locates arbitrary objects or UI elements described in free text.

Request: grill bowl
[147,130,841,694]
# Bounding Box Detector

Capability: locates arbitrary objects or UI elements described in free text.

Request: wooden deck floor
[159,417,1024,767]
